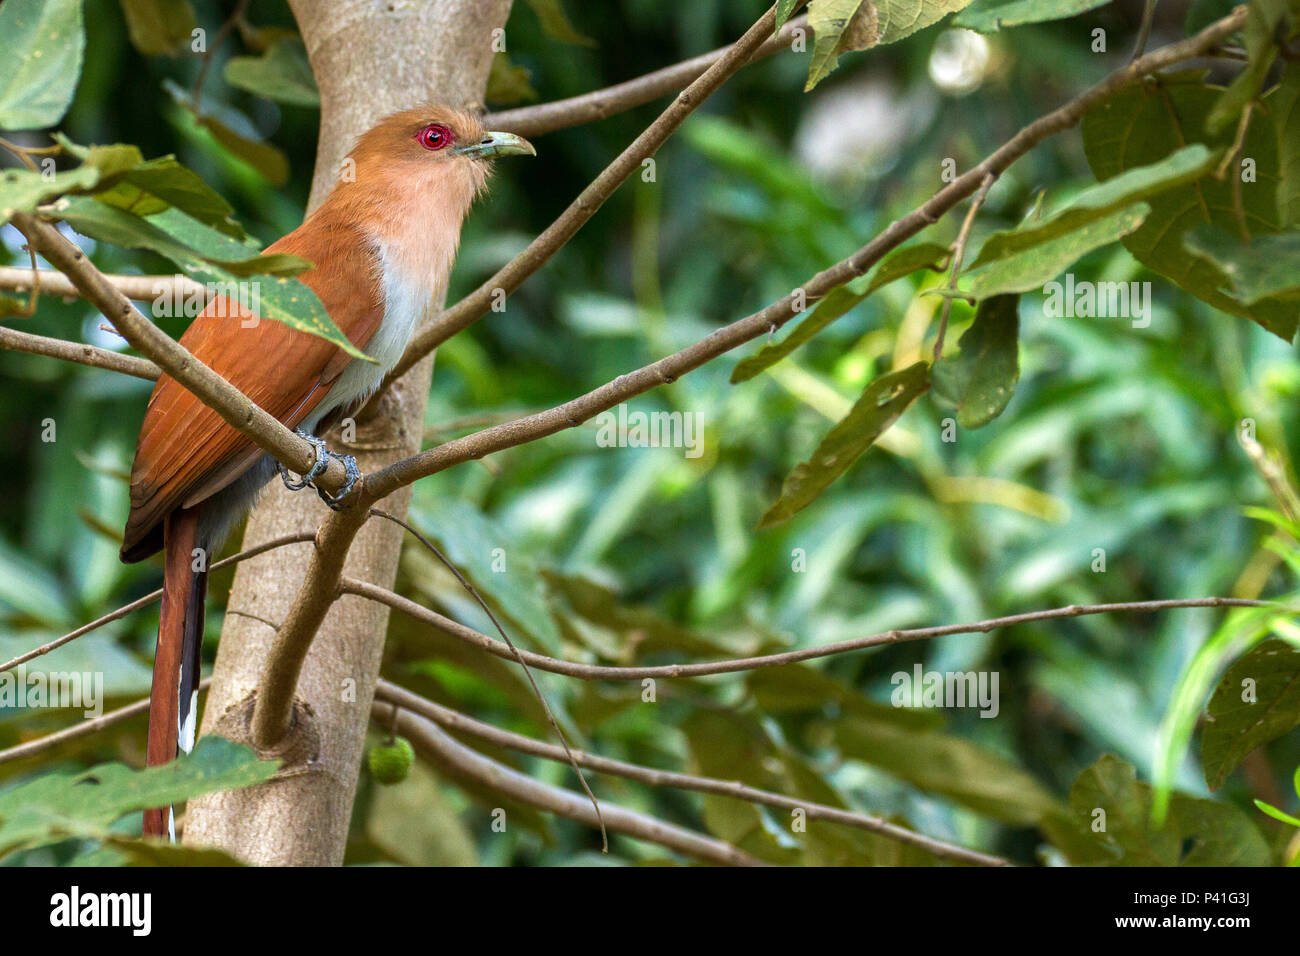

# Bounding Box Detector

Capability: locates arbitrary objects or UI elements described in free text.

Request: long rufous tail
[143,505,208,839]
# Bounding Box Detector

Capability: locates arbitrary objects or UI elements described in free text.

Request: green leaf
[1276,68,1300,226]
[0,736,278,856]
[964,204,1150,298]
[522,0,595,47]
[1254,798,1300,828]
[486,53,539,106]
[969,144,1220,272]
[1206,0,1289,135]
[1202,639,1300,790]
[195,114,290,186]
[0,166,100,224]
[224,38,320,108]
[758,361,930,528]
[118,0,196,56]
[776,0,804,29]
[52,197,371,359]
[805,0,975,90]
[0,0,84,131]
[953,0,1109,32]
[1081,72,1299,341]
[1069,754,1271,865]
[932,293,1020,428]
[53,133,244,236]
[754,667,1061,824]
[731,243,949,383]
[1183,227,1300,303]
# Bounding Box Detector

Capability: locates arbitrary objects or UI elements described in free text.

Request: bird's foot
[279,429,360,510]
[315,452,360,511]
[279,430,329,491]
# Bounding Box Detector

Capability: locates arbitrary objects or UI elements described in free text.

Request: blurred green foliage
[3,0,1300,866]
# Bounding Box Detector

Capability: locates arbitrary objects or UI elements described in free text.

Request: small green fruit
[368,736,414,784]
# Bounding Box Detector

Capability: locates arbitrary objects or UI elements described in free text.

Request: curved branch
[10,213,352,491]
[385,2,788,383]
[374,679,1009,866]
[485,13,810,138]
[0,532,317,675]
[363,6,1251,501]
[0,679,211,765]
[344,577,1273,679]
[377,701,764,866]
[0,324,159,379]
[0,266,203,302]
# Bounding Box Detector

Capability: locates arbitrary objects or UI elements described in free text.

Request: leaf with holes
[0,736,277,856]
[1069,754,1270,865]
[932,293,1020,428]
[1202,639,1300,791]
[759,361,930,528]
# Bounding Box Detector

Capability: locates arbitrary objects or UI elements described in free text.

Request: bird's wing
[121,220,385,562]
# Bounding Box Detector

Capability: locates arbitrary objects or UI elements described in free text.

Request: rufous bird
[119,105,534,838]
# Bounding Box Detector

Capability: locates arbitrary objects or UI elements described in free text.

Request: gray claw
[316,453,360,510]
[280,430,329,491]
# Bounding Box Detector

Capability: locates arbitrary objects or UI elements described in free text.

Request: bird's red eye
[416,123,453,151]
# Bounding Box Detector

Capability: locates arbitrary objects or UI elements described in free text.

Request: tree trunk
[184,0,512,866]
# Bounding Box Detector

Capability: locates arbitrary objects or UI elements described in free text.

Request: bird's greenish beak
[455,130,536,159]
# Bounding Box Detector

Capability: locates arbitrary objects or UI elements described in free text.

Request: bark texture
[184,0,512,865]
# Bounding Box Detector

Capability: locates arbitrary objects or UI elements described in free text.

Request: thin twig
[485,13,811,138]
[374,679,1010,866]
[10,213,349,490]
[0,266,204,303]
[932,173,996,363]
[0,679,213,765]
[0,324,159,379]
[385,2,790,385]
[1129,0,1159,63]
[363,7,1251,502]
[344,578,1275,680]
[369,507,608,852]
[0,532,317,675]
[380,702,765,866]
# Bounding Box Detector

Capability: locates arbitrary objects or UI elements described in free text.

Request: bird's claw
[315,452,360,511]
[279,430,329,491]
[279,429,360,510]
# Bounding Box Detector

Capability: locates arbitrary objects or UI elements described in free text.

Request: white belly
[302,245,433,431]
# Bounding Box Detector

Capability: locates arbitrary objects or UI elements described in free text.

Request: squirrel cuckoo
[119,105,533,838]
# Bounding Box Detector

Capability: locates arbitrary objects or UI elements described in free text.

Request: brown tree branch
[485,13,810,138]
[240,0,793,754]
[362,6,1251,502]
[0,266,203,303]
[385,2,790,384]
[0,324,159,379]
[344,577,1274,679]
[9,212,351,489]
[373,679,1009,866]
[0,532,317,675]
[376,701,765,866]
[0,680,212,766]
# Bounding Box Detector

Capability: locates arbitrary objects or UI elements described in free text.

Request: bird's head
[345,104,534,201]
